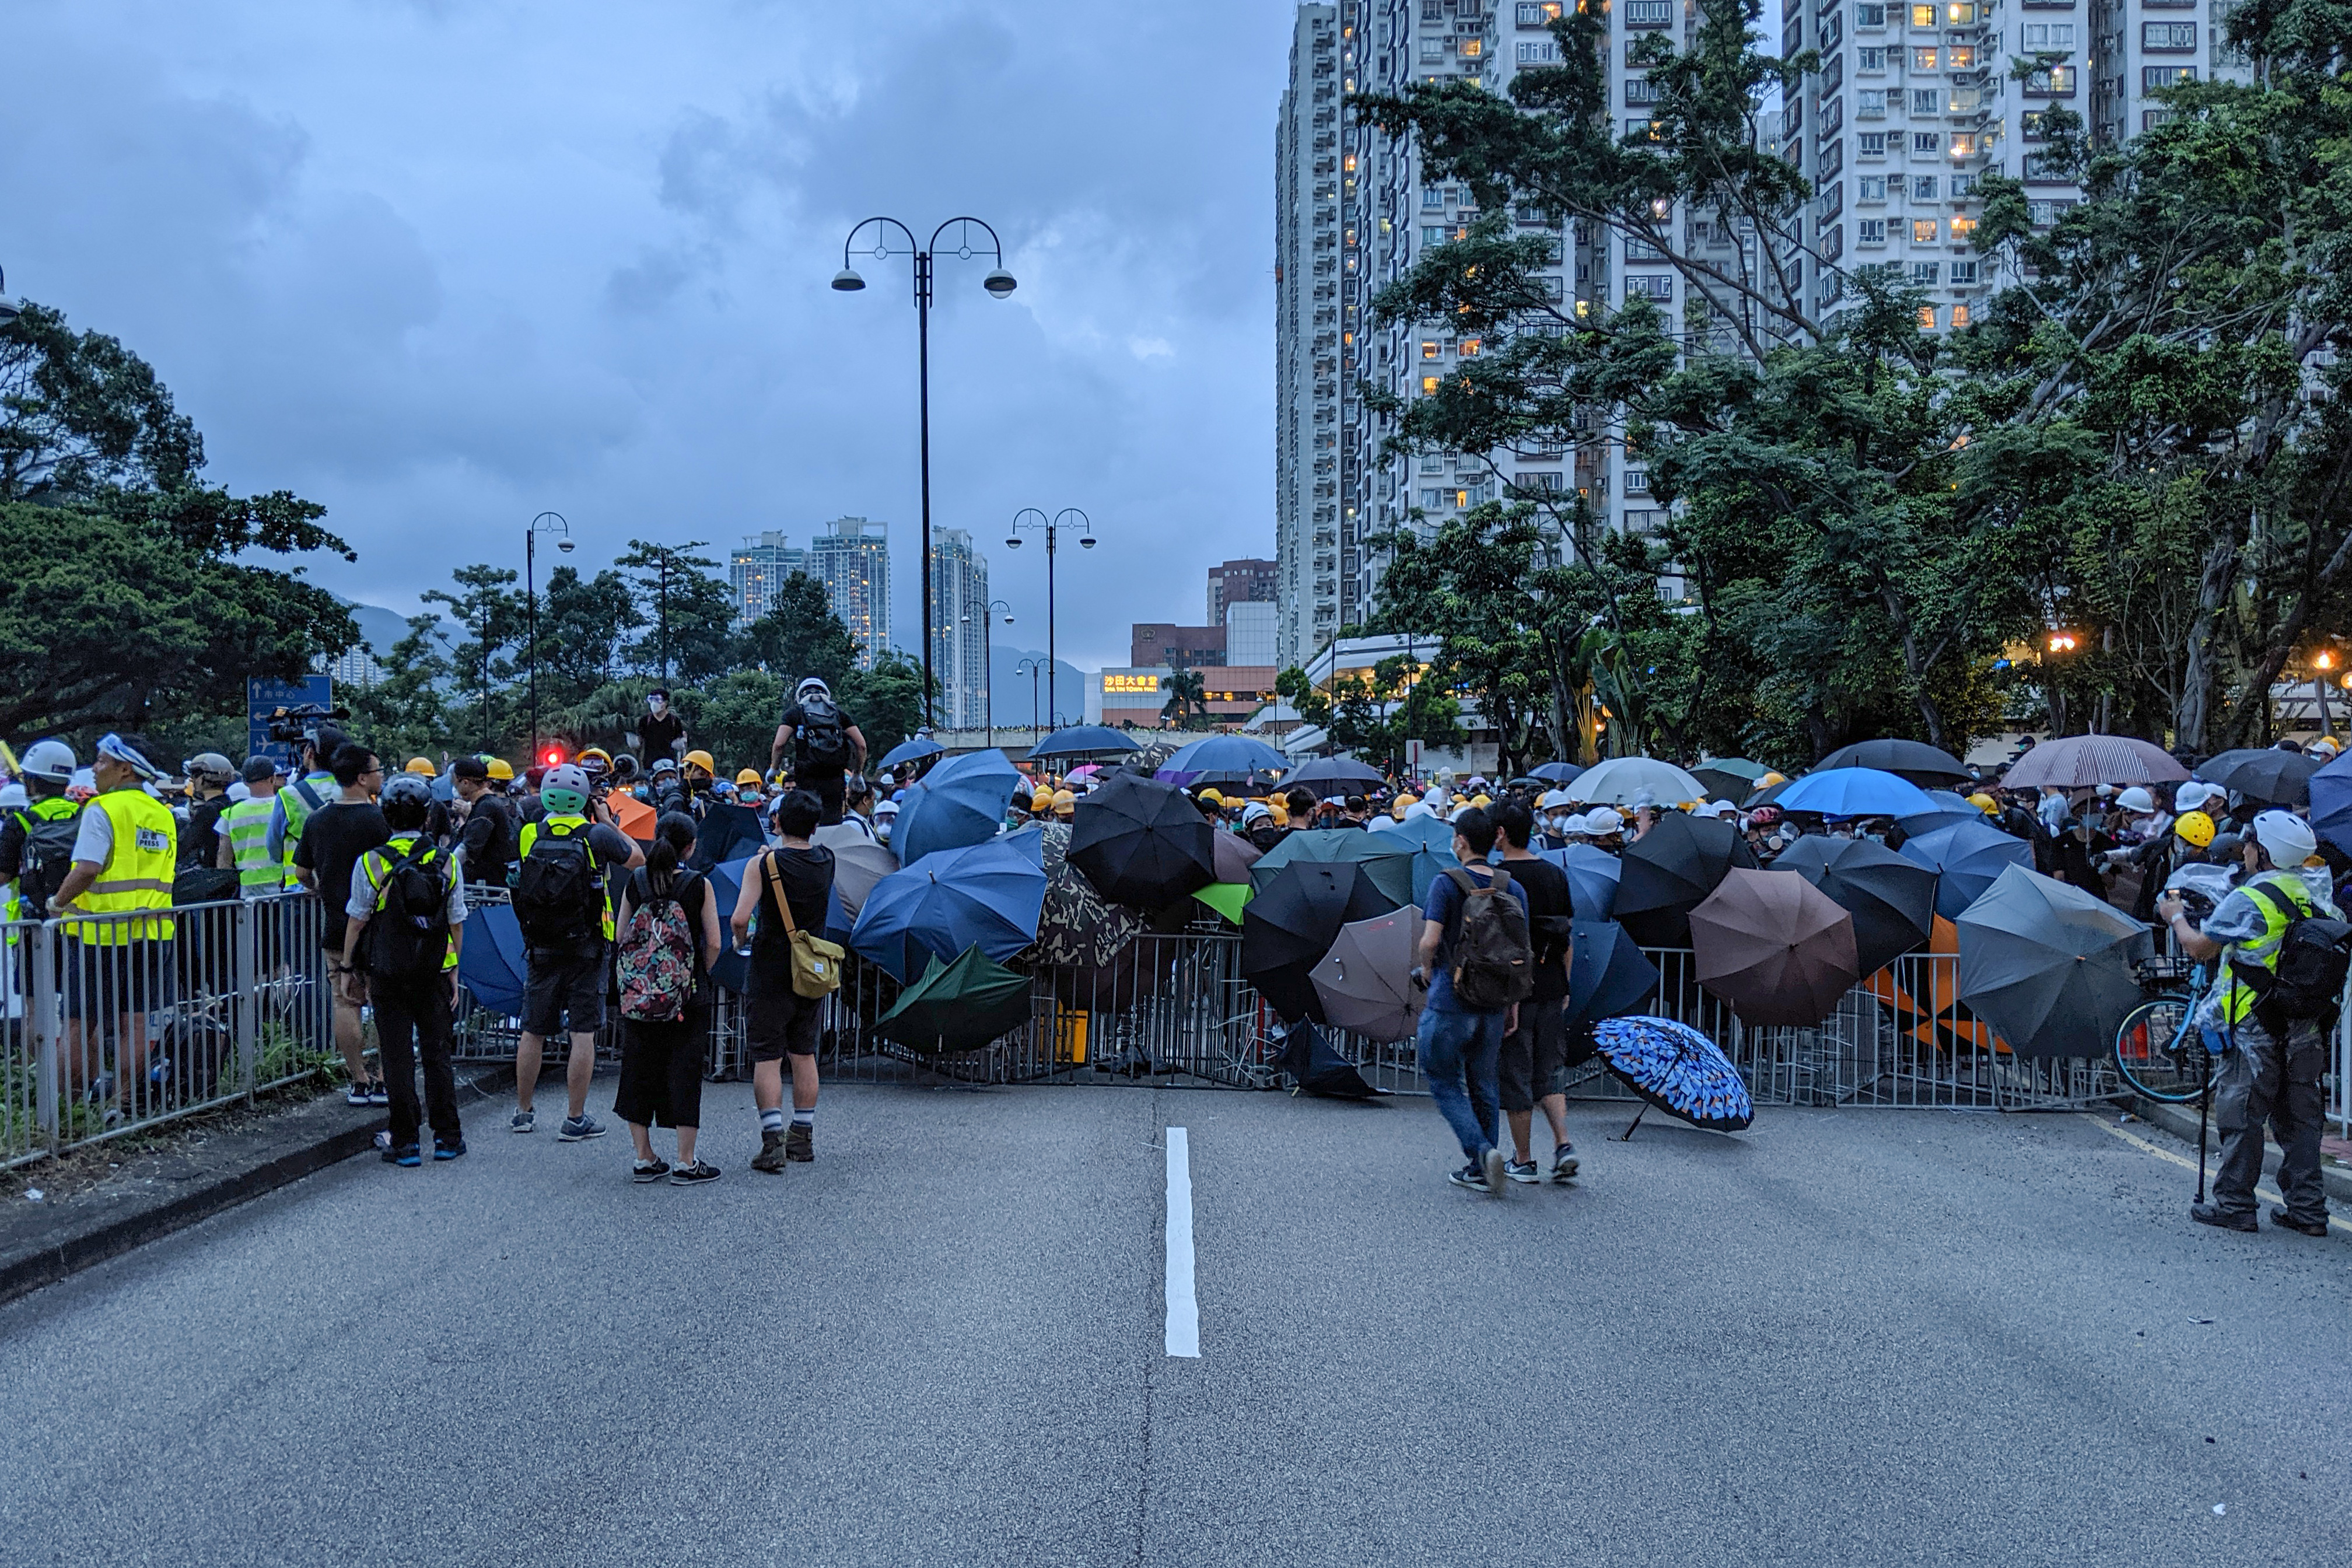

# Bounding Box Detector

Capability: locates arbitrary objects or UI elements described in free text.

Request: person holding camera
[340,772,468,1166]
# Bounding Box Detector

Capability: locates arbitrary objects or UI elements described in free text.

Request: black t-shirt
[458,793,517,886]
[181,796,230,872]
[747,845,835,999]
[1502,853,1574,1002]
[779,701,860,778]
[639,710,687,761]
[295,800,390,950]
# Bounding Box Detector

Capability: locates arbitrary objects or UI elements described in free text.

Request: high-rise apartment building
[927,527,991,730]
[1275,4,1343,670]
[1206,557,1280,625]
[729,531,808,627]
[808,516,892,670]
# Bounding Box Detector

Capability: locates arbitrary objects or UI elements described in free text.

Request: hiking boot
[669,1160,722,1186]
[1481,1146,1507,1199]
[1503,1159,1543,1185]
[2190,1202,2257,1233]
[2270,1208,2330,1238]
[751,1131,789,1174]
[785,1122,814,1163]
[1552,1143,1580,1182]
[632,1158,671,1184]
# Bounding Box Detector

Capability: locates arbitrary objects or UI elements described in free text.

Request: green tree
[1160,668,1208,727]
[736,571,861,691]
[615,538,726,684]
[345,614,454,767]
[424,565,523,752]
[840,650,929,761]
[0,302,202,503]
[530,565,640,710]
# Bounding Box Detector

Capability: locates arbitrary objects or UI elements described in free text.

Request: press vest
[67,789,177,944]
[356,833,460,971]
[275,771,335,877]
[4,797,82,923]
[517,814,614,940]
[2217,869,2315,1025]
[222,797,286,892]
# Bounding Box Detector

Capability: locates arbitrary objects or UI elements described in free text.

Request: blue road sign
[247,676,334,768]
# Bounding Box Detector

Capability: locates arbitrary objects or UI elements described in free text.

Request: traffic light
[542,746,566,768]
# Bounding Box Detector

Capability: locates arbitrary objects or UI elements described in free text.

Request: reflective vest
[355,833,460,971]
[2217,869,2319,1025]
[275,771,336,879]
[516,814,614,940]
[66,788,177,944]
[222,797,285,892]
[4,796,82,924]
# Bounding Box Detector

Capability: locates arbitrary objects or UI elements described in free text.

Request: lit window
[1461,338,1482,356]
[1422,340,1440,359]
[1950,303,1971,327]
[1948,214,1975,239]
[1950,132,1977,157]
[1945,3,1974,23]
[1913,47,1938,68]
[1947,46,1973,67]
[1422,376,1442,394]
[1453,490,1471,508]
[1917,305,1938,329]
[1913,218,1939,243]
[1910,4,1935,24]
[1461,38,1483,57]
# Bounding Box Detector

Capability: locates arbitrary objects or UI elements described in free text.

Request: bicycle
[2112,954,2219,1102]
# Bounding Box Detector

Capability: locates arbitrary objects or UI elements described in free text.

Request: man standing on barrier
[50,734,176,1120]
[341,773,468,1167]
[293,744,391,1108]
[510,762,643,1141]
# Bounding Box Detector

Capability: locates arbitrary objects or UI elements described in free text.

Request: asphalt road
[2,1083,2346,1567]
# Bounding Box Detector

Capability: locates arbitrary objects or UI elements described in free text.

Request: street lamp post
[526,511,574,762]
[1006,508,1096,733]
[1016,656,1047,739]
[963,598,1014,750]
[833,216,1017,731]
[0,265,21,326]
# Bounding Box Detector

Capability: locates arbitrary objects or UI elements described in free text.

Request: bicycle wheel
[2113,993,2210,1101]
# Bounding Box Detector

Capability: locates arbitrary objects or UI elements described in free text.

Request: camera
[262,702,349,746]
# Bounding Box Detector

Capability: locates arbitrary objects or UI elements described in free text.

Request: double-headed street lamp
[962,598,1014,748]
[1006,508,1096,733]
[833,216,1017,730]
[525,510,573,762]
[1016,656,1049,737]
[0,265,21,326]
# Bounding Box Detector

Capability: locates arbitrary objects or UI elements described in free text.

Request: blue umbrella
[700,853,759,992]
[2311,749,2352,857]
[1385,813,1464,903]
[1155,733,1287,786]
[894,749,1024,867]
[1027,725,1140,760]
[850,832,1046,983]
[1538,842,1621,920]
[1899,817,2034,920]
[1776,767,1939,819]
[1531,761,1587,785]
[457,901,528,1014]
[1566,919,1660,1026]
[878,731,944,770]
[1593,1014,1754,1135]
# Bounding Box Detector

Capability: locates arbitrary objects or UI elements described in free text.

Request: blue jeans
[1417,1004,1507,1163]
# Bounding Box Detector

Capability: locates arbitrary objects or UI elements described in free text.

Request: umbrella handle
[1618,1102,1647,1142]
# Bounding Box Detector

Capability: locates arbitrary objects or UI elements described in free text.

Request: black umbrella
[2194,747,2322,806]
[1067,772,1217,909]
[1286,756,1384,797]
[1242,861,1399,1022]
[1815,738,1971,787]
[1273,1020,1380,1099]
[1956,863,2152,1058]
[1530,762,1586,785]
[1614,812,1759,948]
[1566,919,1661,1026]
[1768,835,1938,977]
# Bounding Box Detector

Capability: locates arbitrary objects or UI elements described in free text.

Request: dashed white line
[1164,1127,1200,1357]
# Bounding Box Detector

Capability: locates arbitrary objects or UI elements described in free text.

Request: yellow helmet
[404,756,436,777]
[733,768,760,787]
[1471,793,1492,807]
[682,749,716,778]
[1269,802,1290,827]
[485,757,515,782]
[1199,789,1226,807]
[1032,788,1054,808]
[1968,792,1998,814]
[1758,771,1787,788]
[2175,810,2216,848]
[578,747,612,769]
[1051,789,1076,813]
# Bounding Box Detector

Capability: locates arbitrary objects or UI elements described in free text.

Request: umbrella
[1192,882,1252,923]
[1065,764,1105,783]
[2309,750,2352,856]
[1614,811,1758,947]
[698,853,759,989]
[1310,908,1425,1042]
[1530,761,1586,785]
[1272,1020,1380,1099]
[609,792,658,844]
[1210,830,1262,884]
[892,749,1025,867]
[1027,725,1140,760]
[1538,842,1622,921]
[877,730,945,770]
[1067,772,1218,909]
[2194,747,2322,806]
[1565,919,1661,1026]
[1899,817,2034,921]
[1566,755,1710,806]
[808,837,900,929]
[1018,821,1142,970]
[1894,789,1984,839]
[1286,756,1385,797]
[2000,733,2187,789]
[1689,869,1860,1026]
[1768,834,1937,977]
[1815,738,1971,786]
[1775,767,1940,820]
[850,832,1046,984]
[1382,813,1466,903]
[1689,757,1770,802]
[1955,863,2152,1058]
[457,901,529,1015]
[1242,861,1399,1022]
[874,947,1035,1055]
[688,802,767,870]
[1250,828,1418,909]
[1592,1015,1755,1134]
[1156,733,1287,786]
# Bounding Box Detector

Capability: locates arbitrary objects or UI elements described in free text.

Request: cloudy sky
[7,0,1295,671]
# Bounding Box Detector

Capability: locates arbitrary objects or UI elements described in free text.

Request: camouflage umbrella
[1021,822,1142,971]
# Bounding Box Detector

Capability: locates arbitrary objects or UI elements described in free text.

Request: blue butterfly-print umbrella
[850,832,1046,984]
[1154,733,1287,786]
[1592,1014,1754,1137]
[894,748,1025,867]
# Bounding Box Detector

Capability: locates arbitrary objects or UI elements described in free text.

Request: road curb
[2122,1093,2352,1206]
[0,1067,509,1310]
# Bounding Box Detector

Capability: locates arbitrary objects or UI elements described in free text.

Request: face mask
[648,696,666,713]
[875,821,892,844]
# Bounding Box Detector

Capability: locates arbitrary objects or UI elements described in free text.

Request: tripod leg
[2196,1064,2211,1204]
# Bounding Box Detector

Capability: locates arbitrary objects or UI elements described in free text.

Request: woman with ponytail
[612,810,723,1184]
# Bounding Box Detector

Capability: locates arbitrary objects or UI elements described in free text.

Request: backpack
[617,872,699,1022]
[364,841,452,978]
[513,823,603,949]
[2236,878,2352,1021]
[797,692,849,769]
[14,806,80,918]
[1443,866,1534,1012]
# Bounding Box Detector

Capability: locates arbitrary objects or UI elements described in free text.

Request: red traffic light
[542,747,565,766]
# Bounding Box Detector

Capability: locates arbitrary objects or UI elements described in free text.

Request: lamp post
[0,265,21,326]
[1016,656,1047,740]
[1006,508,1096,734]
[963,598,1014,750]
[833,216,1017,730]
[525,511,574,763]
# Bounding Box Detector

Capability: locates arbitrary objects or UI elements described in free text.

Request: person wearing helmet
[873,794,900,844]
[404,757,437,779]
[736,768,763,791]
[0,738,84,923]
[2158,810,2336,1236]
[219,756,292,895]
[49,734,177,1116]
[1583,806,1628,851]
[510,762,644,1140]
[681,749,716,789]
[285,741,391,1106]
[449,756,516,888]
[340,772,470,1165]
[485,756,515,788]
[174,754,237,875]
[2094,786,2175,920]
[769,677,867,825]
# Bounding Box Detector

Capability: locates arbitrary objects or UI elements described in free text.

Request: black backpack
[14,806,81,918]
[365,841,453,977]
[2236,878,2352,1021]
[798,693,849,768]
[1444,866,1534,1012]
[513,822,603,949]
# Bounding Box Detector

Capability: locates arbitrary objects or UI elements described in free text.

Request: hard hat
[404,756,437,777]
[2175,780,2221,813]
[1051,789,1076,814]
[184,752,236,782]
[683,749,716,776]
[2113,786,2156,814]
[242,755,284,784]
[1198,789,1225,807]
[577,747,612,777]
[1269,802,1290,827]
[2250,809,2318,866]
[1032,788,1054,808]
[485,757,515,782]
[20,740,75,783]
[0,783,23,810]
[874,797,899,817]
[1758,771,1787,788]
[1584,806,1626,834]
[2174,810,2216,848]
[2314,735,2343,757]
[380,773,434,810]
[649,756,679,775]
[1242,802,1272,826]
[737,768,762,787]
[1967,792,1997,814]
[1470,793,1492,808]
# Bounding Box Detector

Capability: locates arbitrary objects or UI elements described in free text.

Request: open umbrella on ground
[850,832,1046,984]
[1017,821,1142,971]
[1900,817,2034,921]
[2194,747,2323,806]
[1689,758,1770,803]
[1768,834,1937,977]
[1689,869,1860,1026]
[1566,755,1710,806]
[1251,828,1417,909]
[1538,842,1622,920]
[1310,908,1424,1042]
[457,901,529,1016]
[1068,772,1217,910]
[1566,919,1661,1026]
[874,947,1035,1055]
[1614,812,1758,947]
[1027,725,1141,761]
[1955,863,2152,1058]
[1592,1015,1755,1136]
[1530,761,1586,785]
[2309,749,2352,856]
[1775,767,1940,820]
[893,749,1025,867]
[877,730,945,771]
[2000,733,2187,789]
[1285,755,1386,796]
[1815,738,1971,786]
[1242,861,1400,1021]
[1272,1020,1380,1099]
[1156,733,1287,787]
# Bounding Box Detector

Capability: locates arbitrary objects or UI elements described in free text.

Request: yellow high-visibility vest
[66,789,178,944]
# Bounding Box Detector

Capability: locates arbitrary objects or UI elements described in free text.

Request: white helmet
[1584,806,1626,834]
[2113,786,2156,814]
[2250,810,2318,867]
[20,739,75,783]
[797,677,831,699]
[2175,780,2220,813]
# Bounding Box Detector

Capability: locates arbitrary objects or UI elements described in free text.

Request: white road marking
[1164,1127,1200,1357]
[2082,1114,2349,1232]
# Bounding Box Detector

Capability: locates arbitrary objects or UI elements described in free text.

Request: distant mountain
[336,597,424,659]
[989,648,1086,728]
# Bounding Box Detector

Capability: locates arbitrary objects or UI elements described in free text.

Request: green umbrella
[1249,827,1416,909]
[1192,882,1253,924]
[874,946,1034,1056]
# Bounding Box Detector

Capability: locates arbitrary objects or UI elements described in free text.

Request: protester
[220,756,289,893]
[449,756,516,887]
[729,789,835,1172]
[1409,806,1533,1196]
[177,754,236,872]
[341,772,468,1166]
[613,811,723,1185]
[639,688,688,765]
[0,740,83,923]
[769,677,867,826]
[267,726,348,886]
[510,762,644,1140]
[287,744,393,1106]
[49,734,176,1116]
[1491,800,1578,1183]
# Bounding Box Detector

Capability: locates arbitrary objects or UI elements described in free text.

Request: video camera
[262,702,350,747]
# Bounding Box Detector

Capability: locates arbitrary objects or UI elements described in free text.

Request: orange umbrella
[609,792,657,842]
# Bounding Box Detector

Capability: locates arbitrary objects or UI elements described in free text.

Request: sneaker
[1552,1143,1580,1182]
[750,1130,789,1174]
[433,1136,467,1161]
[785,1122,814,1163]
[373,1130,393,1152]
[1447,1163,1491,1193]
[557,1114,606,1143]
[366,1079,391,1107]
[668,1160,722,1186]
[347,1081,371,1107]
[2270,1208,2330,1238]
[384,1143,422,1167]
[1482,1145,1508,1199]
[1504,1159,1543,1185]
[2190,1202,2257,1233]
[632,1158,671,1184]
[510,1108,536,1135]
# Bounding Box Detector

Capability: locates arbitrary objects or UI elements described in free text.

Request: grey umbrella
[1769,834,1937,977]
[809,834,898,926]
[1309,909,1425,1042]
[1955,863,2152,1058]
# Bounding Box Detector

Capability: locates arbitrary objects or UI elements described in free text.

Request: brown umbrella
[2000,734,2188,789]
[1689,868,1860,1026]
[1308,909,1425,1042]
[1210,830,1262,884]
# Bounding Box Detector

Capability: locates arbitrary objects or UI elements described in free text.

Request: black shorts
[746,989,822,1062]
[1498,998,1569,1112]
[523,946,608,1036]
[800,771,846,826]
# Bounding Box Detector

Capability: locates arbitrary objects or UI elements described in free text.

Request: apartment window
[1460,38,1483,57]
[1420,377,1443,397]
[1949,132,1978,156]
[1860,131,1889,156]
[1950,303,1971,327]
[2021,109,2052,138]
[1859,218,1889,243]
[1822,96,1845,133]
[1623,469,1652,495]
[1515,1,1564,22]
[1912,131,1942,153]
[1822,136,1845,177]
[1422,187,1445,209]
[1625,117,1660,139]
[1819,181,1845,220]
[1819,10,1845,46]
[1954,260,1983,285]
[2142,21,2196,48]
[1859,88,1888,116]
[1912,174,1938,198]
[1520,471,1566,492]
[1912,46,1938,68]
[2020,22,2074,46]
[2027,64,2077,92]
[1517,38,1562,61]
[1910,4,1936,24]
[1421,453,1445,473]
[1625,274,1675,300]
[1952,173,1975,196]
[1948,44,1975,66]
[1857,3,1887,24]
[1626,234,1669,260]
[1626,0,1673,22]
[1911,87,1941,112]
[1421,225,1447,243]
[1422,340,1441,359]
[1859,174,1888,200]
[1918,305,1938,329]
[1625,76,1658,104]
[1420,38,1446,60]
[1950,86,1982,110]
[1461,338,1482,356]
[1419,488,1441,508]
[1859,45,1888,66]
[1949,214,1975,239]
[1945,2,1976,21]
[1908,262,1938,287]
[2143,108,2176,130]
[1822,222,1846,260]
[1912,218,1940,243]
[2144,64,2197,86]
